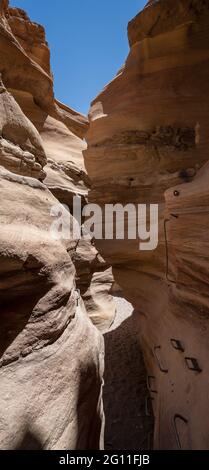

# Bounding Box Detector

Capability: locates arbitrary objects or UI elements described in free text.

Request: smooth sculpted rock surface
[85,0,209,450]
[8,75,116,335]
[0,166,104,450]
[0,74,46,180]
[0,0,115,450]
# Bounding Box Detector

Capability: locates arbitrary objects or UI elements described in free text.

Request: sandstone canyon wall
[1,0,209,452]
[85,0,209,450]
[0,0,116,449]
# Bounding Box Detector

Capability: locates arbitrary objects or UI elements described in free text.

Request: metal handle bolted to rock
[75,289,81,306]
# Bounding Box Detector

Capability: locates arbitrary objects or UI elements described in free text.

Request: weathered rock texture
[85,0,209,450]
[0,0,115,450]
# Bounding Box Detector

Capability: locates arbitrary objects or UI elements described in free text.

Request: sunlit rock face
[0,0,115,450]
[0,74,47,180]
[85,0,209,449]
[0,0,87,137]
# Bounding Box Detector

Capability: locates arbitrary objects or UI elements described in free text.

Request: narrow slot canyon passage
[1,0,209,452]
[102,296,154,450]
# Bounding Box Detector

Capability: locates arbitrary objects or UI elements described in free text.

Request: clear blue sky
[10,0,146,115]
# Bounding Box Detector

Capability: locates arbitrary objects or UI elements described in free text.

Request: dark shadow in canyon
[0,274,52,358]
[75,363,102,450]
[15,429,43,450]
[103,309,154,450]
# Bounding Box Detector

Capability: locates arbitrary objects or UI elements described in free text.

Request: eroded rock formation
[0,0,115,450]
[85,0,209,450]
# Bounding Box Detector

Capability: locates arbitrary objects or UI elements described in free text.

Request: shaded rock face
[0,1,115,450]
[85,0,209,450]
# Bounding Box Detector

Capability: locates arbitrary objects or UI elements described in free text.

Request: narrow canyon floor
[103,297,154,450]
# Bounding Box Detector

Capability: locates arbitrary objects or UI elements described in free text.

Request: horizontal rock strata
[85,0,209,450]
